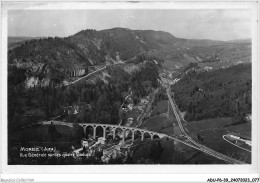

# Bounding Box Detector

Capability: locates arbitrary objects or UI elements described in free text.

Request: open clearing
[187,118,251,163]
[151,100,168,117]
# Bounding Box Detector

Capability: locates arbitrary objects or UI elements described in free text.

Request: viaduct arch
[78,123,166,143]
[63,68,87,77]
[23,120,246,164]
[62,64,107,77]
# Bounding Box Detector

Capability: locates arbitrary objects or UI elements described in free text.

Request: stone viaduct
[78,123,166,143]
[62,64,107,77]
[63,68,87,77]
[35,121,166,143]
[23,120,245,164]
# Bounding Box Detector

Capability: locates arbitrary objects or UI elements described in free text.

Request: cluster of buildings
[122,104,134,112]
[72,136,132,163]
[204,66,213,71]
[101,142,132,163]
[134,97,150,113]
[73,137,112,160]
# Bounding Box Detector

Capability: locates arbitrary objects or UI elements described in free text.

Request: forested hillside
[8,27,252,129]
[172,63,251,122]
[8,61,160,131]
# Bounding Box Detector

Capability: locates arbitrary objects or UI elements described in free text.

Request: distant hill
[8,37,44,50]
[227,38,251,44]
[8,28,251,87]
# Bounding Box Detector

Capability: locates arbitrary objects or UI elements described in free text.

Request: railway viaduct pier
[78,123,166,143]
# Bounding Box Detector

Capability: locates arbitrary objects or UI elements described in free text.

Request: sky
[8,9,252,41]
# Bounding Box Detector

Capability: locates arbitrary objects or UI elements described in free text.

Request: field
[141,99,180,135]
[131,138,226,164]
[141,115,171,133]
[164,57,197,71]
[150,100,168,117]
[187,118,251,163]
[186,117,234,132]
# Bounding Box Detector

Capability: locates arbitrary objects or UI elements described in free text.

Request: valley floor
[186,119,251,163]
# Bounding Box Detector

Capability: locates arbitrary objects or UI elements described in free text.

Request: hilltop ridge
[8,27,251,87]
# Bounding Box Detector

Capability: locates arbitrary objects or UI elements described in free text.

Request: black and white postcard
[1,1,259,182]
